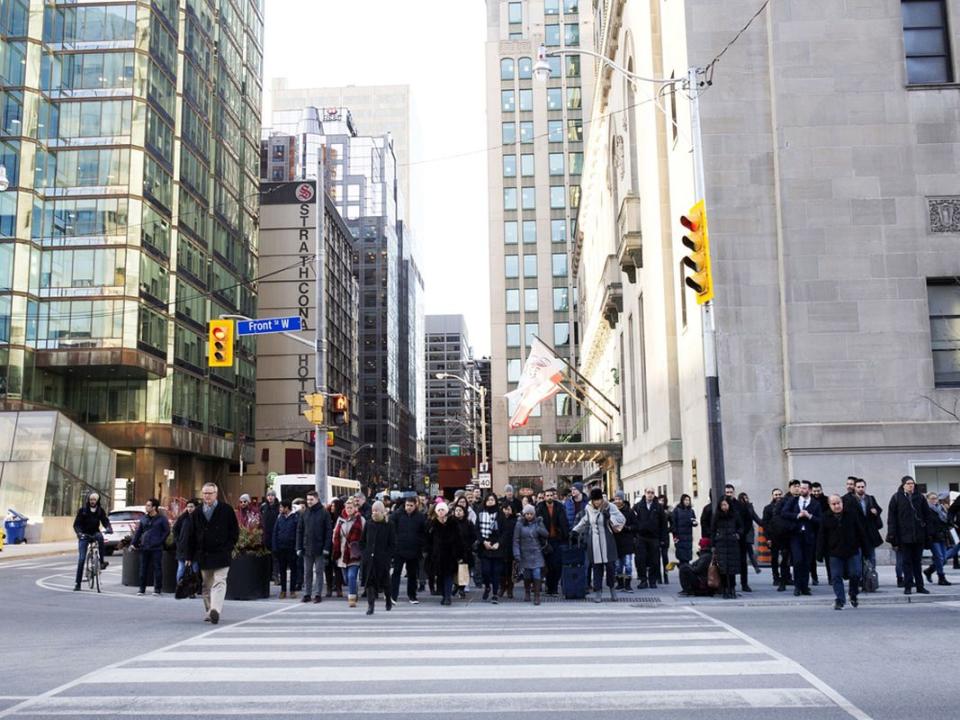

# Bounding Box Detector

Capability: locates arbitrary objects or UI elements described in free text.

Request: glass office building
[0,0,264,508]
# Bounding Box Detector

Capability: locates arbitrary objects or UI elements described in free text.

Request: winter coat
[429,517,464,577]
[928,502,950,545]
[192,501,240,570]
[390,509,427,560]
[563,496,587,528]
[73,499,112,537]
[513,516,548,570]
[711,509,743,575]
[849,493,884,548]
[132,512,170,552]
[360,518,395,590]
[296,503,332,557]
[476,508,503,560]
[671,506,697,563]
[173,512,194,561]
[271,512,299,553]
[259,500,280,550]
[632,499,668,543]
[613,503,638,558]
[740,502,762,545]
[535,500,570,542]
[456,516,478,566]
[886,490,931,546]
[699,503,713,539]
[571,502,626,565]
[332,513,365,567]
[816,509,869,561]
[761,500,789,545]
[498,514,518,561]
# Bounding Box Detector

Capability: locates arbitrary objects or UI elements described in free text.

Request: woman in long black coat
[452,504,477,599]
[429,503,463,606]
[712,498,743,599]
[671,494,697,564]
[360,501,396,615]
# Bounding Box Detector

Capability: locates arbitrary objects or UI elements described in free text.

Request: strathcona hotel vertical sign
[258,181,318,442]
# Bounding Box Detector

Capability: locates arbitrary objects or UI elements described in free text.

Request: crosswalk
[1,603,871,719]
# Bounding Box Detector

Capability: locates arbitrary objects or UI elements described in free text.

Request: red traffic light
[680,214,699,233]
[212,326,227,341]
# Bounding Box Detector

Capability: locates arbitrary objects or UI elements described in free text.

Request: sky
[262,0,492,355]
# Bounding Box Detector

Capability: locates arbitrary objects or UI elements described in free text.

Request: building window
[569,185,581,209]
[501,90,516,112]
[521,187,536,209]
[504,220,519,244]
[518,56,533,79]
[508,2,522,23]
[502,122,516,144]
[519,121,534,143]
[545,0,560,15]
[928,279,960,386]
[554,321,570,346]
[509,31,523,39]
[501,58,515,80]
[567,86,582,110]
[551,219,567,242]
[523,254,537,278]
[548,120,564,143]
[505,255,519,278]
[524,323,539,347]
[508,434,542,462]
[565,0,579,12]
[545,24,560,46]
[547,88,563,110]
[504,187,518,210]
[503,155,517,178]
[901,0,953,84]
[569,152,583,175]
[553,287,569,311]
[524,288,539,311]
[552,253,568,277]
[507,358,522,382]
[556,393,571,416]
[549,153,564,176]
[522,220,537,243]
[519,89,533,112]
[568,118,583,142]
[506,323,521,347]
[521,154,535,176]
[564,23,580,46]
[566,55,581,77]
[506,288,520,312]
[550,186,566,208]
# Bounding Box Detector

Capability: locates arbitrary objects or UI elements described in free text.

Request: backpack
[861,558,879,593]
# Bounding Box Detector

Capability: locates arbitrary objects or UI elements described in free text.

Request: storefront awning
[538,442,622,466]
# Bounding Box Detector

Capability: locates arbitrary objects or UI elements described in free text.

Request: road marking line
[10,688,833,714]
[688,607,874,720]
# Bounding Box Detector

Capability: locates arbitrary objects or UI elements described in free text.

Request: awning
[538,442,622,466]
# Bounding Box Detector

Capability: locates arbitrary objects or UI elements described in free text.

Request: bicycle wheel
[86,546,99,592]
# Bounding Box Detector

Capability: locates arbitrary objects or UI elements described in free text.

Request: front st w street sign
[236,316,303,336]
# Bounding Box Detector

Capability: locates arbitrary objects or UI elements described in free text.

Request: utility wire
[703,0,771,77]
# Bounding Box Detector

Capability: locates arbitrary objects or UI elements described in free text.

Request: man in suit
[780,479,821,596]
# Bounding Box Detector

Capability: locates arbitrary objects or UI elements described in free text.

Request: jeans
[139,548,162,593]
[544,538,563,593]
[590,561,616,591]
[615,553,634,581]
[275,549,297,593]
[301,553,324,597]
[900,542,925,590]
[75,533,104,585]
[480,557,503,595]
[828,554,861,605]
[391,557,419,600]
[930,542,946,576]
[521,566,542,582]
[343,564,360,596]
[176,559,199,583]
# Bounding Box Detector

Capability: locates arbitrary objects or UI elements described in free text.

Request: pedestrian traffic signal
[303,393,325,425]
[680,200,713,305]
[326,430,335,447]
[329,393,349,425]
[208,320,234,367]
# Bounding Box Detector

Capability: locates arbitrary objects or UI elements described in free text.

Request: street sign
[477,473,492,489]
[266,472,278,484]
[449,444,461,456]
[163,468,175,480]
[236,316,303,336]
[479,462,489,473]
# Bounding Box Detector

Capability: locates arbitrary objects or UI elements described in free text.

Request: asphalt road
[0,553,955,720]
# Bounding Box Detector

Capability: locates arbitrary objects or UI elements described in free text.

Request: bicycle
[81,533,109,593]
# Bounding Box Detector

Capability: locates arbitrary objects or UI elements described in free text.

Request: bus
[271,475,361,503]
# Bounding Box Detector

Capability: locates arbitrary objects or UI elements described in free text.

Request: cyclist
[73,491,113,591]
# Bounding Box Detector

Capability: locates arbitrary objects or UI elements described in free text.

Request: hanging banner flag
[505,338,566,428]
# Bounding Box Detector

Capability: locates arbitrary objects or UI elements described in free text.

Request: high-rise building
[475,356,493,466]
[270,81,412,221]
[262,107,424,490]
[485,0,595,494]
[0,0,264,507]
[425,315,478,477]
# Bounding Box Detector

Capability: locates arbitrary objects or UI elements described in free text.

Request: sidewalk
[0,539,75,562]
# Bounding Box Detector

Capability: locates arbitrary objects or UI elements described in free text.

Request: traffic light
[329,393,349,425]
[302,392,325,425]
[208,319,234,367]
[423,475,430,486]
[680,200,713,305]
[326,430,335,447]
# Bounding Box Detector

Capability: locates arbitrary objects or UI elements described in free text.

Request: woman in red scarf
[332,499,365,607]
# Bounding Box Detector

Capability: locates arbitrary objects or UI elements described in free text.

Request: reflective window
[508,434,541,462]
[569,152,583,175]
[525,288,539,311]
[523,255,537,278]
[553,287,569,311]
[503,187,517,210]
[548,120,564,143]
[506,288,520,312]
[504,221,518,244]
[505,255,519,278]
[54,148,130,187]
[501,58,515,80]
[521,187,536,209]
[40,248,126,289]
[524,323,539,347]
[551,219,567,242]
[550,186,566,209]
[566,55,581,77]
[518,57,533,79]
[567,86,582,109]
[554,322,570,345]
[564,23,580,46]
[556,393,572,416]
[519,89,533,112]
[508,2,522,23]
[552,253,568,277]
[901,0,953,84]
[545,0,560,14]
[549,153,564,175]
[502,122,516,144]
[928,279,960,386]
[507,358,522,383]
[503,154,517,177]
[569,185,581,209]
[501,90,516,112]
[568,118,583,142]
[565,0,580,11]
[521,154,535,176]
[522,220,536,243]
[545,24,560,46]
[547,88,563,110]
[519,121,534,143]
[506,323,521,347]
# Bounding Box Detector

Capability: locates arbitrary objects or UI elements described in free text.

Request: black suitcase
[561,543,587,599]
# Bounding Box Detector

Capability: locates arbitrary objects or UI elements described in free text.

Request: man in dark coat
[192,482,239,624]
[817,494,870,609]
[360,501,396,614]
[72,491,113,591]
[851,478,883,574]
[272,500,299,598]
[535,486,570,596]
[260,489,280,581]
[131,497,169,596]
[632,488,668,589]
[761,488,789,588]
[390,495,427,604]
[612,491,638,591]
[780,480,821,596]
[724,484,756,592]
[296,490,332,603]
[886,475,932,595]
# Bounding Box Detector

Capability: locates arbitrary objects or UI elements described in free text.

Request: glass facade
[0,0,264,507]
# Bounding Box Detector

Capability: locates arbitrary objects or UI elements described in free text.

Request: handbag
[706,559,721,590]
[540,539,553,555]
[457,561,471,586]
[174,567,201,600]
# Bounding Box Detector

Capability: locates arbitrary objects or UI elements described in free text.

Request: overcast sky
[262,0,492,355]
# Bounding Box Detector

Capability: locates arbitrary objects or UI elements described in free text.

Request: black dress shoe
[741,585,753,593]
[896,578,904,588]
[811,578,819,586]
[801,589,812,596]
[904,587,912,595]
[833,600,843,610]
[916,587,930,595]
[939,577,953,586]
[850,596,859,608]
[793,588,801,596]
[777,584,786,592]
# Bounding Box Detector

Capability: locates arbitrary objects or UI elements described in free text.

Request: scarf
[478,509,499,540]
[584,504,610,563]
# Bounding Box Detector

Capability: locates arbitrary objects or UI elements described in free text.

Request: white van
[272,475,361,503]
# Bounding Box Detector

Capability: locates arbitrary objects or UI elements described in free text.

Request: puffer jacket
[513,516,548,570]
[711,509,742,575]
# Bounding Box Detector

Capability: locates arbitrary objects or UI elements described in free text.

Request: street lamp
[533,44,673,87]
[435,371,487,470]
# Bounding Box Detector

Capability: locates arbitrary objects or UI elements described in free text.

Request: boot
[953,557,960,570]
[938,574,953,586]
[615,576,624,590]
[386,594,394,611]
[592,589,602,603]
[623,578,633,593]
[523,580,531,602]
[482,585,491,601]
[366,602,374,615]
[348,594,357,608]
[609,585,618,602]
[924,565,934,582]
[506,582,514,599]
[533,579,541,606]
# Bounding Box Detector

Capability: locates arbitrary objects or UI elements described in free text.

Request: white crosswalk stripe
[2,604,872,719]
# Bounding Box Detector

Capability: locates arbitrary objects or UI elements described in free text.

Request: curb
[660,591,960,608]
[0,549,72,564]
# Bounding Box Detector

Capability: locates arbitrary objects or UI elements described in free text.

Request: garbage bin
[4,518,27,544]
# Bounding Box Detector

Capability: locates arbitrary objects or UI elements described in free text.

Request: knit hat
[573,482,584,493]
[265,489,276,498]
[504,484,515,493]
[371,501,386,516]
[435,502,449,514]
[589,488,603,501]
[521,504,536,515]
[614,490,625,501]
[239,493,251,502]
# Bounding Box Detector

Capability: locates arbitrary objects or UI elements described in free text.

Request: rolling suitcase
[561,543,587,599]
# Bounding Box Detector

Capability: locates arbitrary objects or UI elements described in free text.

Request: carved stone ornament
[613,134,625,181]
[929,197,960,233]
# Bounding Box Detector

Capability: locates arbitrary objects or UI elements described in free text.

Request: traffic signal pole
[687,66,726,509]
[315,151,328,502]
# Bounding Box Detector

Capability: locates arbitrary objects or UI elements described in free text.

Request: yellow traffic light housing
[302,392,325,425]
[208,320,234,367]
[680,200,714,305]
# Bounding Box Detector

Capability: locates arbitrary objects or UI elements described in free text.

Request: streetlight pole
[436,372,487,471]
[315,151,328,502]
